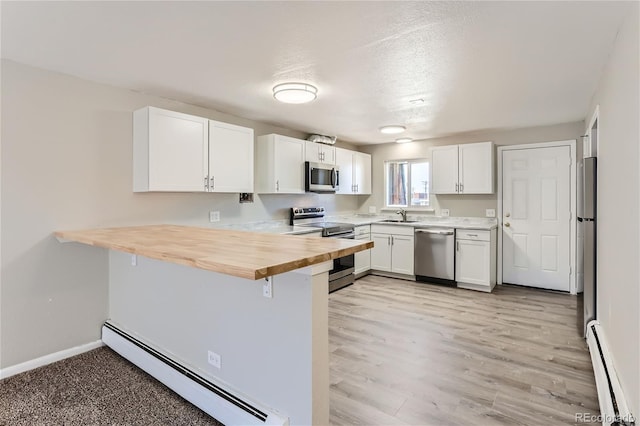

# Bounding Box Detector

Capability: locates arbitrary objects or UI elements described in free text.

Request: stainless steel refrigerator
[578,157,597,337]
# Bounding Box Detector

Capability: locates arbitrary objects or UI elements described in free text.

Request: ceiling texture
[1,1,631,144]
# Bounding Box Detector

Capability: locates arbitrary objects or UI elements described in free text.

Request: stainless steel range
[290,207,355,293]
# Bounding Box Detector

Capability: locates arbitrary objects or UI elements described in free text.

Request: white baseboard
[0,340,103,380]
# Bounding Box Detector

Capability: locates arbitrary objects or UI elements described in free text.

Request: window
[385,159,430,208]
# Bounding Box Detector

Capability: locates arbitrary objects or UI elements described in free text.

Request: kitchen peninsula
[55,224,373,426]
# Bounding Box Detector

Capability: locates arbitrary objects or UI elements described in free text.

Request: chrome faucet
[396,209,407,222]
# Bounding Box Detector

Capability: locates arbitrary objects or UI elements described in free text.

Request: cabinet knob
[504,222,511,227]
[505,212,511,218]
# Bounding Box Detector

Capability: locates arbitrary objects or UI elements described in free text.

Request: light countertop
[55,224,372,280]
[327,215,498,230]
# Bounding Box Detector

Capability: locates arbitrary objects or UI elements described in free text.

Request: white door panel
[502,146,570,291]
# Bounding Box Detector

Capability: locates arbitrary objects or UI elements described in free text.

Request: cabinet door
[274,136,305,193]
[354,235,371,275]
[319,144,336,165]
[391,235,414,275]
[455,239,490,286]
[370,233,392,271]
[145,108,208,192]
[431,145,459,194]
[335,148,354,194]
[305,141,321,163]
[459,142,494,194]
[354,152,372,194]
[209,120,254,193]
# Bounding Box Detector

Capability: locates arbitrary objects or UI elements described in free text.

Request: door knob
[504,222,511,227]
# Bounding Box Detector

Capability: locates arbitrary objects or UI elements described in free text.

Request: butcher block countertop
[55,224,373,280]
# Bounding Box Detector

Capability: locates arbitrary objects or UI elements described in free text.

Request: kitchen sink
[379,219,419,223]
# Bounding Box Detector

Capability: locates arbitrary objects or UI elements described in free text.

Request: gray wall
[356,122,584,217]
[585,5,639,415]
[0,60,359,368]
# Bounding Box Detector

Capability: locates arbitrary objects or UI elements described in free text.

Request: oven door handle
[325,231,355,239]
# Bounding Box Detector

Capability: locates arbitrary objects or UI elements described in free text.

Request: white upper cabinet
[255,134,306,194]
[431,141,494,194]
[133,107,254,193]
[354,152,372,194]
[458,142,494,194]
[208,120,254,193]
[431,145,459,194]
[335,148,354,195]
[305,141,335,165]
[335,147,371,195]
[134,107,208,192]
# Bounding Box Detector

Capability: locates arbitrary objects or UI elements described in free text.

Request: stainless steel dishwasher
[414,228,455,284]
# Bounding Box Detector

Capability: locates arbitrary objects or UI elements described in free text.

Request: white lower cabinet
[370,225,414,276]
[354,225,371,276]
[455,229,496,292]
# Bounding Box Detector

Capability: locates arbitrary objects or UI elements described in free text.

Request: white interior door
[502,146,571,291]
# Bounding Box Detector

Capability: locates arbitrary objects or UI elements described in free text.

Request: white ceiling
[1,1,630,144]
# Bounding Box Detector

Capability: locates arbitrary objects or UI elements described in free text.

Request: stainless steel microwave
[305,162,339,193]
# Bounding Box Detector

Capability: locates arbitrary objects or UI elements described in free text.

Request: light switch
[441,209,450,217]
[486,209,496,218]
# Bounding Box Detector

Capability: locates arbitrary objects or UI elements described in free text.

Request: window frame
[384,158,430,209]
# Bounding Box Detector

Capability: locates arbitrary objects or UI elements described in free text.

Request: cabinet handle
[391,235,394,245]
[387,236,391,245]
[276,180,279,192]
[456,241,459,251]
[356,184,359,192]
[204,176,209,190]
[460,183,463,192]
[455,182,459,192]
[210,176,214,191]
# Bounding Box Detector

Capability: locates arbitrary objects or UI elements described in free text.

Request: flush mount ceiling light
[379,125,406,134]
[273,82,318,104]
[396,137,413,143]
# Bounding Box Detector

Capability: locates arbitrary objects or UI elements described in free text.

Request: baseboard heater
[102,321,288,426]
[586,320,636,426]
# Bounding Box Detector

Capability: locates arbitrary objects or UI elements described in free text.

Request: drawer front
[355,225,371,236]
[456,229,490,242]
[371,224,414,236]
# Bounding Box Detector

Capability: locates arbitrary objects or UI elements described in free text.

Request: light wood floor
[328,275,599,425]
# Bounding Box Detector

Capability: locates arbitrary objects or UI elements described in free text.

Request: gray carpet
[0,347,223,425]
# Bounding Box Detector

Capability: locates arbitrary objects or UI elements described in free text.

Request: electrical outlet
[207,350,221,369]
[486,209,496,218]
[441,209,450,217]
[263,277,273,298]
[131,254,137,266]
[368,206,377,214]
[209,211,220,222]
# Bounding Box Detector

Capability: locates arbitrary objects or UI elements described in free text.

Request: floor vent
[102,321,288,426]
[586,320,636,426]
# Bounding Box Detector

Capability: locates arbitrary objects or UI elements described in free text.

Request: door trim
[497,140,577,294]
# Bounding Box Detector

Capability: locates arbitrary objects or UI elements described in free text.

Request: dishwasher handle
[415,229,454,236]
